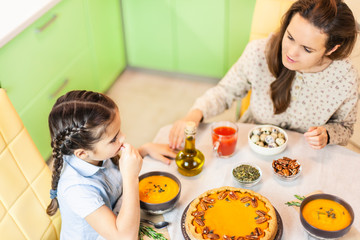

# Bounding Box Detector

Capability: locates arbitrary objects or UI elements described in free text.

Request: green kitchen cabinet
[121,0,175,72]
[0,0,89,113]
[21,50,94,158]
[0,0,126,159]
[85,0,126,91]
[122,0,256,78]
[174,0,225,78]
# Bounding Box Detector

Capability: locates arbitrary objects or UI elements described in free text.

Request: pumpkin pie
[185,186,277,240]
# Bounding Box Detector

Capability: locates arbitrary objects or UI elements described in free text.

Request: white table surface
[140,123,360,240]
[0,0,60,48]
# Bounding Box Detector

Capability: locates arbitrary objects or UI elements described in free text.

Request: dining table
[139,123,360,240]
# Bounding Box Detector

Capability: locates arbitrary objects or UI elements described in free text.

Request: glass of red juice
[211,121,238,158]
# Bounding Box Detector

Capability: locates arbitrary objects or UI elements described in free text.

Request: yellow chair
[237,0,295,119]
[0,88,61,239]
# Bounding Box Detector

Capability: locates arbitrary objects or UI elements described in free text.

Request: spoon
[140,218,169,229]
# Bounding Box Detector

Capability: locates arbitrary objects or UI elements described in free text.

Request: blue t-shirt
[57,155,122,240]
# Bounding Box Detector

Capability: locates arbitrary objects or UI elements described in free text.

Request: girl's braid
[46,126,83,216]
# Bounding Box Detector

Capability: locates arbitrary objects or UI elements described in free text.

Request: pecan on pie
[185,186,277,240]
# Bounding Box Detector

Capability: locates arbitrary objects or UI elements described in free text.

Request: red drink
[212,126,238,157]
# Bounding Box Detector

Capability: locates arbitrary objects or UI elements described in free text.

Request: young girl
[169,0,359,150]
[46,90,176,239]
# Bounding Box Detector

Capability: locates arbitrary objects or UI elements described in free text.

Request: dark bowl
[300,194,354,239]
[139,171,181,215]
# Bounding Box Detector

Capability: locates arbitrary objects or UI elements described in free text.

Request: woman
[169,0,359,150]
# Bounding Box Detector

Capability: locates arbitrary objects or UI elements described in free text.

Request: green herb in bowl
[232,163,262,188]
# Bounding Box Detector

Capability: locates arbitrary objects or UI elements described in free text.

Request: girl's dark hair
[267,0,358,114]
[46,90,119,216]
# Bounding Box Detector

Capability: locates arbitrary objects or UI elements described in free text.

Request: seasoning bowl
[300,194,354,239]
[139,171,181,215]
[272,157,302,181]
[232,162,262,188]
[248,125,288,156]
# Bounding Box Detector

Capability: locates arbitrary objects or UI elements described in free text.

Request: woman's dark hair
[267,0,358,114]
[46,90,119,216]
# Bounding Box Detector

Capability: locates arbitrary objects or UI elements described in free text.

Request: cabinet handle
[50,78,69,99]
[35,14,58,33]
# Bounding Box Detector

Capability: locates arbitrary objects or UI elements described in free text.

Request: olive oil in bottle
[175,121,205,176]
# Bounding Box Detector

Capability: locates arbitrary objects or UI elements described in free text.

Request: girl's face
[281,13,331,73]
[83,110,125,165]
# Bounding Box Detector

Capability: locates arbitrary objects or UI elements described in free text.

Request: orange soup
[302,199,352,231]
[139,175,179,204]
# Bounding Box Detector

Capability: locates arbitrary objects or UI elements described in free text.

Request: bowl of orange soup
[139,171,181,215]
[300,194,354,239]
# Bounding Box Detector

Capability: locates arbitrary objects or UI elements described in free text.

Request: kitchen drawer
[0,0,88,113]
[21,49,95,159]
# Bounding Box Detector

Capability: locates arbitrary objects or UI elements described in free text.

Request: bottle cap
[185,121,196,135]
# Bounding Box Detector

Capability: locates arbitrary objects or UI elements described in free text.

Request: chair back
[0,88,61,239]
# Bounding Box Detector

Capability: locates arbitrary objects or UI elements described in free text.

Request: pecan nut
[245,235,259,239]
[203,196,216,204]
[200,201,208,211]
[240,196,251,203]
[229,191,239,200]
[251,197,258,208]
[195,218,205,226]
[218,191,228,200]
[255,210,266,217]
[255,216,267,224]
[191,211,205,217]
[207,233,220,239]
[254,227,263,236]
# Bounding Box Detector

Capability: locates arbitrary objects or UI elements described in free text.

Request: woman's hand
[119,143,143,179]
[169,109,203,149]
[138,143,177,165]
[304,126,328,149]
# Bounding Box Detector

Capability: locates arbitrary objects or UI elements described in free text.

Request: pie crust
[185,186,277,240]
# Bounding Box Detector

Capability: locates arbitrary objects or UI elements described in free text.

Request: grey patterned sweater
[192,38,359,145]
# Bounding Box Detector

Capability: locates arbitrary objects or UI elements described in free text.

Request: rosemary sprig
[285,194,306,207]
[139,224,168,240]
[295,195,305,201]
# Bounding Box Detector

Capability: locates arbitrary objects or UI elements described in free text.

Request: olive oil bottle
[175,121,205,176]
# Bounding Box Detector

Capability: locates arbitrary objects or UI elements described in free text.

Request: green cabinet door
[121,0,175,72]
[174,0,225,78]
[85,0,127,91]
[0,0,88,113]
[21,50,94,159]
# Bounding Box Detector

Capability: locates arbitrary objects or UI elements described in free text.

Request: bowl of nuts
[248,125,288,156]
[272,157,301,181]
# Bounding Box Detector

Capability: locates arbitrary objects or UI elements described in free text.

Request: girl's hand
[169,109,203,149]
[138,143,177,165]
[304,126,328,149]
[119,143,143,179]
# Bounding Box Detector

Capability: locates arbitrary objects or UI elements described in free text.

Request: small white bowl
[248,125,288,156]
[232,162,262,188]
[273,164,302,181]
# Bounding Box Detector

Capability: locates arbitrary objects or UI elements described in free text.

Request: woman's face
[281,13,330,72]
[85,110,125,164]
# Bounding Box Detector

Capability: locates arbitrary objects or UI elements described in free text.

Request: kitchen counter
[0,0,60,48]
